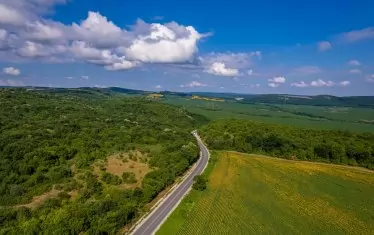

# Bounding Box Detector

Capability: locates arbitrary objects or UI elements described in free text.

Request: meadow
[158,152,374,235]
[163,96,374,132]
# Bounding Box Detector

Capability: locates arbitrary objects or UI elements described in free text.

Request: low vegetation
[158,152,374,234]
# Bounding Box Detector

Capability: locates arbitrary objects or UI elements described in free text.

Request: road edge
[151,136,210,234]
[128,132,209,235]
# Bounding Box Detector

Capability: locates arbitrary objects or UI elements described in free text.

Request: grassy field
[163,96,374,132]
[158,152,374,235]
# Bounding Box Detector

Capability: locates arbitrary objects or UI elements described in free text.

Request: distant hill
[2,86,374,108]
[163,91,374,108]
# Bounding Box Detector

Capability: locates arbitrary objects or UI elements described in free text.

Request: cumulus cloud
[268,76,286,88]
[0,2,207,71]
[291,81,309,88]
[269,76,286,83]
[310,79,335,87]
[200,52,260,77]
[0,3,26,25]
[155,85,162,89]
[81,75,89,80]
[339,27,374,43]
[124,21,203,63]
[349,69,361,74]
[3,66,20,76]
[348,60,361,66]
[180,81,207,88]
[206,62,239,76]
[72,11,123,48]
[318,41,331,52]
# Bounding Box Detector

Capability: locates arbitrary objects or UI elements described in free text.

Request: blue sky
[0,0,373,95]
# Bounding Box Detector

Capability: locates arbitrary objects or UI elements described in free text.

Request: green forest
[0,88,206,234]
[200,119,374,169]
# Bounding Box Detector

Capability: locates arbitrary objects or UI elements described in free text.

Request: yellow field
[158,152,374,235]
[191,95,225,102]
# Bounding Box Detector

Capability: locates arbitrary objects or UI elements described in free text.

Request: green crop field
[163,96,374,132]
[158,152,374,235]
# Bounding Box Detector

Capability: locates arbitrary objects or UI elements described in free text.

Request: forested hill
[162,91,374,108]
[0,88,207,234]
[200,119,374,169]
[14,87,374,108]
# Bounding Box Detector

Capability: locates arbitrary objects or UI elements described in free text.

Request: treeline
[200,119,374,169]
[0,88,207,234]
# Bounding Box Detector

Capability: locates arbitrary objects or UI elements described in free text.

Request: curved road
[131,131,210,235]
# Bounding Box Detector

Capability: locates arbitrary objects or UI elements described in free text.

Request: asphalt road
[131,131,210,235]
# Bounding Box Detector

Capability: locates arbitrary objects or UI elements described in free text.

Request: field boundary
[227,151,374,173]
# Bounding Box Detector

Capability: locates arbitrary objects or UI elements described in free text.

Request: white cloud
[105,60,139,71]
[155,85,162,89]
[201,52,260,69]
[17,41,65,58]
[0,3,26,25]
[181,81,207,88]
[247,69,253,75]
[349,69,361,74]
[291,79,349,88]
[310,79,335,87]
[72,11,123,48]
[0,79,24,86]
[268,76,285,88]
[294,66,321,74]
[66,76,74,79]
[291,81,309,88]
[250,84,260,88]
[3,66,20,76]
[25,21,65,42]
[192,74,200,78]
[348,60,361,66]
[0,2,208,72]
[269,76,286,83]
[268,83,279,88]
[81,75,89,80]
[339,80,350,86]
[124,22,203,63]
[318,41,331,52]
[339,27,374,43]
[206,62,239,76]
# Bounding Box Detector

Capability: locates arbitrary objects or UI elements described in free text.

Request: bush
[122,172,137,184]
[101,172,122,185]
[192,175,207,191]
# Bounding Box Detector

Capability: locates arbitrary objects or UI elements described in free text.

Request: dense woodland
[0,88,207,234]
[201,119,374,169]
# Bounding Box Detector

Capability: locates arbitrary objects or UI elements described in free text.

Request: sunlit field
[158,152,374,235]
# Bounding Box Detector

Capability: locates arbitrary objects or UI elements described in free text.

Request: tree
[192,175,207,191]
